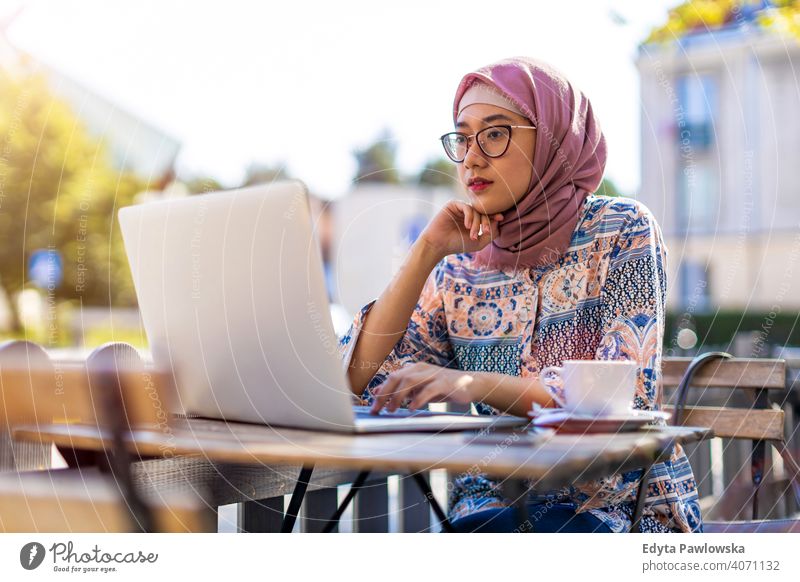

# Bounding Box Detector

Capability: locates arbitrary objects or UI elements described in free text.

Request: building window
[679,260,712,312]
[677,74,717,150]
[678,159,719,233]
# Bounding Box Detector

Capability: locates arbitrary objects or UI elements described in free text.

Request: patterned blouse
[338,194,703,533]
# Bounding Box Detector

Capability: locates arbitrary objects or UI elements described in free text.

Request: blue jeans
[449,502,613,533]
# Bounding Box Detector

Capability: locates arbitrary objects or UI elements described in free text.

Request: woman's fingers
[385,372,418,412]
[467,207,476,239]
[388,373,435,412]
[471,207,482,240]
[467,208,503,241]
[371,364,461,413]
[458,202,472,230]
[448,200,503,244]
[480,214,491,240]
[384,386,404,413]
[371,367,429,413]
[370,374,399,413]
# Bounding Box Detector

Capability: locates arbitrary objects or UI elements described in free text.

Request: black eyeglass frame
[439,124,537,163]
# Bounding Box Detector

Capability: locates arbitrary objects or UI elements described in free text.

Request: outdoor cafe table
[12,417,713,532]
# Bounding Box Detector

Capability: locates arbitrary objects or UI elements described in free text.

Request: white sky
[4,0,680,198]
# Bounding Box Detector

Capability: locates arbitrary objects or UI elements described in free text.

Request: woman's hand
[417,200,503,259]
[369,362,482,414]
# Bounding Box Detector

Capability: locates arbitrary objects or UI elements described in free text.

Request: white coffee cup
[540,359,638,416]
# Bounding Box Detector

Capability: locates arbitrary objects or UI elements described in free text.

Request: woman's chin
[466,192,506,216]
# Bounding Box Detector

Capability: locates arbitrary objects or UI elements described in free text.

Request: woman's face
[455,103,536,216]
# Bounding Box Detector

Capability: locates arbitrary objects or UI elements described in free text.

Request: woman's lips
[468,181,493,192]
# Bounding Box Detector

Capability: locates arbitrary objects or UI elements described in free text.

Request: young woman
[338,57,702,533]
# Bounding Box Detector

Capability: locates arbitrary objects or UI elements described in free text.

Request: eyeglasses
[439,124,537,163]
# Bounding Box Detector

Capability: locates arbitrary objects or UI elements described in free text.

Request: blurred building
[637,7,800,312]
[332,184,462,318]
[1,10,180,187]
[42,68,180,187]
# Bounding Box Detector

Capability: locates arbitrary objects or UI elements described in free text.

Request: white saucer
[527,407,671,433]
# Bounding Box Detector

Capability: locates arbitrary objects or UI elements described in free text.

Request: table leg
[55,445,105,469]
[281,464,314,533]
[321,470,371,533]
[412,472,454,533]
[239,497,284,532]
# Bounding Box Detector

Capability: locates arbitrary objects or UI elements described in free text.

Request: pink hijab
[452,57,608,270]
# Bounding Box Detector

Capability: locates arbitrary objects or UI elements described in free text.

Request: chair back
[0,341,206,532]
[662,353,786,439]
[0,341,53,471]
[662,352,798,528]
[0,341,176,430]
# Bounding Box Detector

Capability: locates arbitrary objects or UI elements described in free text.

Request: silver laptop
[117,180,528,433]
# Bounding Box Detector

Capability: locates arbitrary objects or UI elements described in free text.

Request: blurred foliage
[645,0,800,44]
[183,163,290,195]
[353,128,400,184]
[184,175,225,194]
[758,0,800,38]
[647,0,737,42]
[665,309,800,350]
[0,67,150,324]
[352,132,624,195]
[242,162,290,187]
[416,157,457,187]
[82,325,149,350]
[597,177,623,197]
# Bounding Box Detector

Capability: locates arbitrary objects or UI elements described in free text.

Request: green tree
[352,128,400,184]
[758,0,800,39]
[0,67,149,326]
[184,175,225,194]
[241,162,290,187]
[645,0,800,44]
[416,157,457,187]
[597,177,623,197]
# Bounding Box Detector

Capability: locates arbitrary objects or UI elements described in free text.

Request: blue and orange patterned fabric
[338,195,703,533]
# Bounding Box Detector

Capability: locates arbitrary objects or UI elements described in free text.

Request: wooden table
[13,418,713,532]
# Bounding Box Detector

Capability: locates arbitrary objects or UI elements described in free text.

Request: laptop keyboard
[353,405,449,419]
